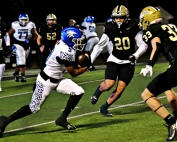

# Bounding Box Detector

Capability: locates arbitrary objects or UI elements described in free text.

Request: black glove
[129,55,136,63]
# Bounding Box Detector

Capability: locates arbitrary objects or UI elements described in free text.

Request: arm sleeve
[3,32,10,46]
[90,33,109,63]
[133,31,148,60]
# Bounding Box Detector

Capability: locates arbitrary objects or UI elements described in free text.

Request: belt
[40,71,59,83]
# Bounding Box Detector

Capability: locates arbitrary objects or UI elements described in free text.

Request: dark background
[1,1,176,29]
[1,1,175,68]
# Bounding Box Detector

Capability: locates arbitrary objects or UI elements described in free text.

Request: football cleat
[0,116,8,138]
[21,76,27,82]
[13,73,19,82]
[99,107,113,117]
[91,95,98,104]
[166,120,177,141]
[55,119,76,130]
[89,66,95,71]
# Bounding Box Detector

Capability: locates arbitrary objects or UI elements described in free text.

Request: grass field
[0,62,177,142]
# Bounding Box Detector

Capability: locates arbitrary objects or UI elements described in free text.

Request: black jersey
[0,22,6,38]
[0,37,11,64]
[104,19,140,60]
[38,24,63,49]
[142,23,177,64]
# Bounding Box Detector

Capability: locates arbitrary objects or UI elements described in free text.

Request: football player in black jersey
[0,16,11,91]
[37,13,63,71]
[139,6,177,141]
[90,5,148,116]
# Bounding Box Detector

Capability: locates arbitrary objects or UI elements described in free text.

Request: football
[77,53,90,68]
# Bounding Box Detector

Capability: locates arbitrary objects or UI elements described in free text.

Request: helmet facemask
[72,35,86,51]
[19,14,29,26]
[61,27,86,52]
[19,19,29,26]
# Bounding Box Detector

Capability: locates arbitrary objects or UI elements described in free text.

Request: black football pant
[40,50,50,71]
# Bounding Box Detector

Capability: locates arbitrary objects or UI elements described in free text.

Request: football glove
[129,55,136,63]
[140,65,153,77]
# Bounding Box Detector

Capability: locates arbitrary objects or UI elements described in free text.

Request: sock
[7,105,32,124]
[0,64,5,81]
[92,86,102,98]
[21,73,25,76]
[14,70,19,75]
[57,95,83,121]
[164,114,176,125]
[173,111,177,119]
[100,101,110,110]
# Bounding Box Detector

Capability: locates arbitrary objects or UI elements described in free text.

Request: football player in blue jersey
[81,16,99,70]
[8,13,38,82]
[0,26,91,138]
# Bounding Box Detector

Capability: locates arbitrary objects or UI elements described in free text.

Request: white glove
[140,65,153,77]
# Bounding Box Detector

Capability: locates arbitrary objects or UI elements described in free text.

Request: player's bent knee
[100,81,114,91]
[71,86,85,95]
[141,88,155,102]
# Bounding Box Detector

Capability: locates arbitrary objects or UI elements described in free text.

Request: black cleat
[166,121,177,141]
[91,95,99,104]
[99,107,113,117]
[89,65,95,71]
[55,119,76,130]
[21,76,27,82]
[0,116,8,138]
[13,73,19,82]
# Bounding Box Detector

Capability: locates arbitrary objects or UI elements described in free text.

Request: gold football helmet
[46,13,57,24]
[111,5,129,18]
[139,6,162,30]
[111,5,129,28]
[69,19,76,26]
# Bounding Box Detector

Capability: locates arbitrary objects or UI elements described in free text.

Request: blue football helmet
[86,16,94,23]
[61,26,86,51]
[107,17,112,22]
[19,13,29,26]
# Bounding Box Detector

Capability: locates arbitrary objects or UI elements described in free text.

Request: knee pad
[71,86,85,96]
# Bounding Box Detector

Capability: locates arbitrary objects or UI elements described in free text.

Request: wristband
[147,60,155,67]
